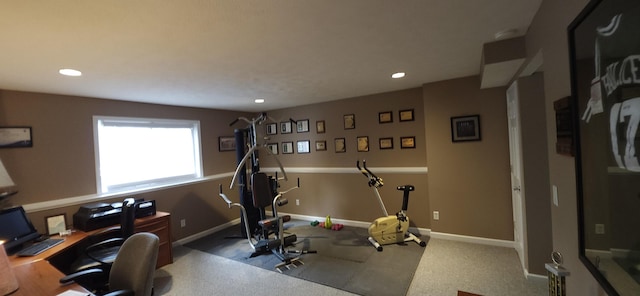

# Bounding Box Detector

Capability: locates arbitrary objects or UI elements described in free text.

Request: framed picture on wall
[357,136,369,152]
[399,109,414,122]
[280,121,292,134]
[379,137,394,150]
[568,0,640,295]
[218,136,236,151]
[297,140,310,153]
[316,140,327,151]
[450,115,481,142]
[266,123,278,135]
[282,142,294,154]
[400,136,416,149]
[267,143,278,155]
[344,114,355,129]
[379,111,393,123]
[0,127,33,148]
[335,138,346,153]
[316,120,326,133]
[296,119,309,133]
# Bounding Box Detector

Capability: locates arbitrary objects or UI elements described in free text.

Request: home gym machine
[218,112,306,272]
[357,160,427,251]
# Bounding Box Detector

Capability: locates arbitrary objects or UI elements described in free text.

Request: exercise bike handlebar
[356,160,383,188]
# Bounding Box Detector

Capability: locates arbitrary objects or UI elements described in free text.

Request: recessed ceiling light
[59,68,82,77]
[391,72,405,79]
[254,98,265,104]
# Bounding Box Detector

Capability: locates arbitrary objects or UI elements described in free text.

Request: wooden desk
[7,212,173,295]
[11,260,90,295]
[9,230,90,268]
[10,211,173,269]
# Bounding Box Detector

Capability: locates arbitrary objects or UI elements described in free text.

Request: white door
[507,81,526,270]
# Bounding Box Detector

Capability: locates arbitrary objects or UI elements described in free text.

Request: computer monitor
[0,206,40,253]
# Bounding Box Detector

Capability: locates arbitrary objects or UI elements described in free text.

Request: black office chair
[61,232,160,296]
[69,198,137,273]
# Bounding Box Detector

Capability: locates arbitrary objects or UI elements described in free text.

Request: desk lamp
[0,241,19,295]
[0,158,17,203]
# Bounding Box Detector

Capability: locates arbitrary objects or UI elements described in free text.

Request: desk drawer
[134,213,173,268]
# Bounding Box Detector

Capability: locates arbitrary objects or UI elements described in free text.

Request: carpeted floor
[185,220,428,296]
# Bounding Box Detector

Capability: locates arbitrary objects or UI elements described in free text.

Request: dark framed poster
[569,0,640,295]
[450,115,481,142]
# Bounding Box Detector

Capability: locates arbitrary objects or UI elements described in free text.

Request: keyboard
[17,238,64,257]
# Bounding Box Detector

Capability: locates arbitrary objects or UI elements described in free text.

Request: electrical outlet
[595,224,605,234]
[296,199,300,206]
[180,219,186,228]
[433,211,440,220]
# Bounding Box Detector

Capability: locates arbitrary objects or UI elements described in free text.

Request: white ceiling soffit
[0,0,542,112]
[480,36,527,89]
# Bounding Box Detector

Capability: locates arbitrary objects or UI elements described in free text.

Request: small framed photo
[451,115,481,142]
[315,140,327,151]
[297,140,310,153]
[400,136,416,149]
[344,114,355,130]
[335,138,346,153]
[45,214,67,236]
[219,136,236,152]
[316,120,326,134]
[399,109,414,122]
[282,142,294,154]
[357,136,369,152]
[0,126,33,148]
[296,119,310,133]
[267,143,279,155]
[266,123,278,135]
[379,137,394,150]
[280,121,292,134]
[379,111,393,124]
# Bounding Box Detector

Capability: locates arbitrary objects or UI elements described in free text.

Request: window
[94,116,202,194]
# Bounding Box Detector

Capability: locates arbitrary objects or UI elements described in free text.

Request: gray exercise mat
[185,220,428,296]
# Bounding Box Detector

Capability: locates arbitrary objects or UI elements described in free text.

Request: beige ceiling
[0,1,541,112]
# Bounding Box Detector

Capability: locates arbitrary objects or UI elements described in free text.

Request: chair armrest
[103,289,135,296]
[59,268,105,284]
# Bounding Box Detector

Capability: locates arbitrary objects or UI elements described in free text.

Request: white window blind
[93,116,202,194]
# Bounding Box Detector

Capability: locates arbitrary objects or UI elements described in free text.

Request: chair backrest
[109,232,159,296]
[120,198,136,239]
[251,172,274,208]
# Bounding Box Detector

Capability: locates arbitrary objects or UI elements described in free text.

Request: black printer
[73,199,156,231]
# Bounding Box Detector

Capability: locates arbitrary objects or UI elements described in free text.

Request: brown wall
[259,88,431,228]
[526,0,606,294]
[423,76,513,240]
[1,78,514,243]
[261,87,426,167]
[0,90,250,240]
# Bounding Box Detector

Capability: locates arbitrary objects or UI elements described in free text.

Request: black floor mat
[185,220,429,296]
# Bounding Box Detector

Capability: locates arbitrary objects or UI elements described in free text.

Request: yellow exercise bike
[357,160,427,251]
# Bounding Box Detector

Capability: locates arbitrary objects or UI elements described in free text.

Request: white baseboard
[175,213,517,251]
[525,271,547,280]
[173,218,240,247]
[428,231,514,249]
